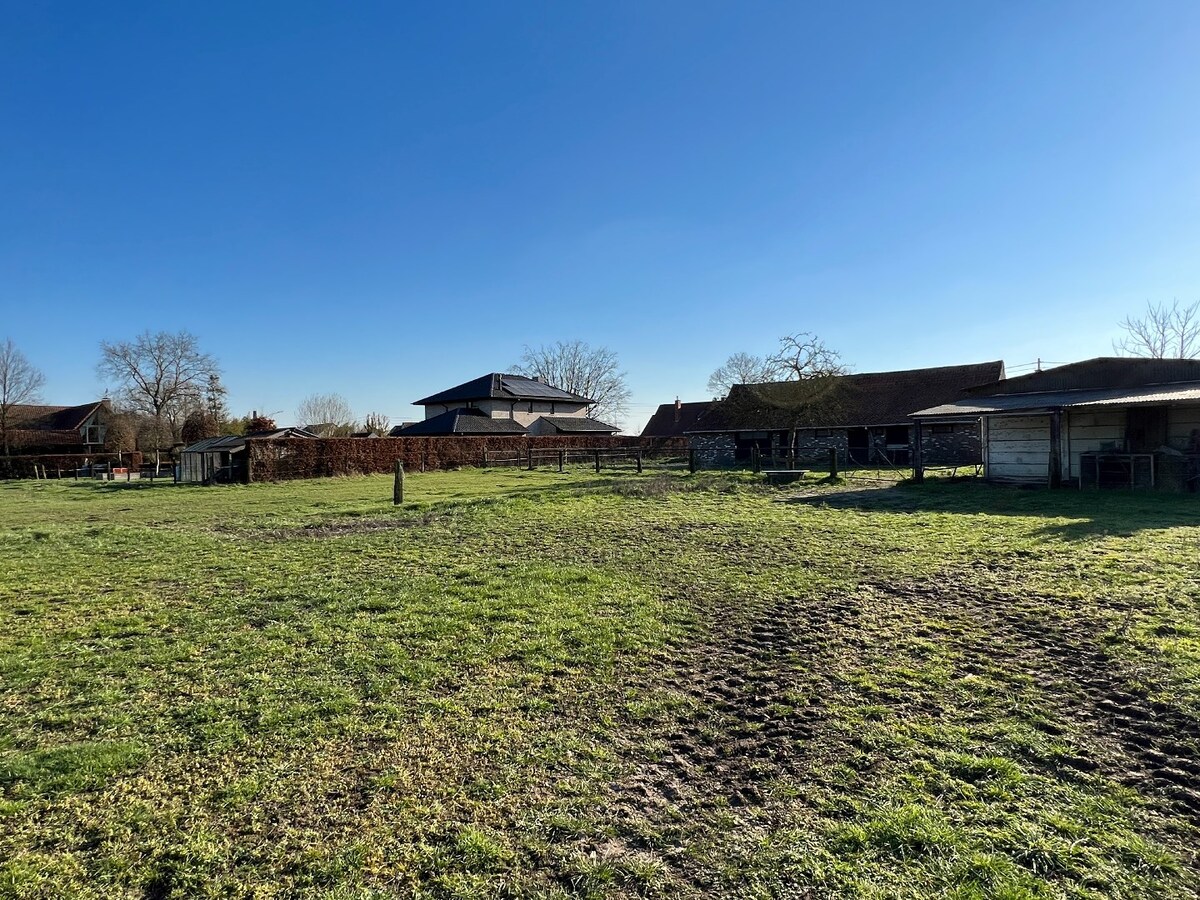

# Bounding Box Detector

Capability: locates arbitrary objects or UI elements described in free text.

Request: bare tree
[706,352,782,399]
[1114,300,1200,358]
[97,330,219,472]
[514,340,631,425]
[296,393,358,436]
[769,332,849,380]
[1,338,47,456]
[364,412,391,436]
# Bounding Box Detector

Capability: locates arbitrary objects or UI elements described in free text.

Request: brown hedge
[245,436,688,482]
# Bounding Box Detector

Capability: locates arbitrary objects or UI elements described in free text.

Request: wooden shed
[912,358,1200,490]
[179,428,317,484]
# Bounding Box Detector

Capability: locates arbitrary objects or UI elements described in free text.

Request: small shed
[179,428,317,484]
[179,435,245,484]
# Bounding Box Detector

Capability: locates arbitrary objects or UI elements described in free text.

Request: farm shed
[179,428,316,484]
[911,358,1200,489]
[685,361,1004,467]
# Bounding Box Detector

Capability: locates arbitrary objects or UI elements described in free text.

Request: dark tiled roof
[965,357,1200,396]
[641,401,716,437]
[393,408,529,436]
[694,361,1005,431]
[539,416,619,433]
[415,373,592,406]
[7,400,109,432]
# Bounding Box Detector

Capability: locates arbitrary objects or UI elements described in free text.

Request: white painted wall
[1065,409,1126,480]
[985,414,1051,483]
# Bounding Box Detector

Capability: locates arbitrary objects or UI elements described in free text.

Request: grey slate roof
[414,373,592,406]
[392,408,529,436]
[538,416,620,433]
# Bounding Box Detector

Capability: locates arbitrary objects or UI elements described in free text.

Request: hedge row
[245,436,688,482]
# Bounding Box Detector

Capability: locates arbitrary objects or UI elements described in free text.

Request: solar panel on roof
[500,376,581,400]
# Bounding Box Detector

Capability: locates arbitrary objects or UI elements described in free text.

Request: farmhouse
[911,357,1200,490]
[685,361,1004,466]
[393,373,620,436]
[179,427,317,484]
[2,400,111,453]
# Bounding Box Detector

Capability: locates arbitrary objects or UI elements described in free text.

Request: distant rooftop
[414,373,592,406]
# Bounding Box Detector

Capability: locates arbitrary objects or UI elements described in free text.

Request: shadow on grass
[778,480,1200,539]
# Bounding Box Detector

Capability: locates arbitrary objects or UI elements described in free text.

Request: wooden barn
[911,358,1200,490]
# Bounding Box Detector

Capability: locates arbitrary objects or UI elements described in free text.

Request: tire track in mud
[601,591,867,890]
[874,581,1200,828]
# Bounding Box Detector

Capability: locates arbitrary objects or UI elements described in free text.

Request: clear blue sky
[3,2,1199,431]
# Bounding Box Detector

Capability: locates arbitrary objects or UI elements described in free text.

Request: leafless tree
[706,352,782,399]
[769,332,849,379]
[97,331,219,471]
[364,411,391,436]
[0,338,47,456]
[1114,300,1200,358]
[514,340,631,425]
[296,393,358,436]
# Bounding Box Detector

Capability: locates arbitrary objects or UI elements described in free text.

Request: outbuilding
[911,358,1200,490]
[179,428,317,484]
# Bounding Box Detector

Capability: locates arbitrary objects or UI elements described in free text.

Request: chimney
[674,397,681,423]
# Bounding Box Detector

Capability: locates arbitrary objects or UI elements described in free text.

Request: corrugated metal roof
[182,435,245,452]
[914,382,1200,417]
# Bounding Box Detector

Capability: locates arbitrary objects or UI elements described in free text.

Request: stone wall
[688,433,737,467]
[921,422,982,466]
[687,421,983,470]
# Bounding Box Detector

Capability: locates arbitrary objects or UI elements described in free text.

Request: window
[931,424,954,435]
[815,428,832,438]
[82,425,101,444]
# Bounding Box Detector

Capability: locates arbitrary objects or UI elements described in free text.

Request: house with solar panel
[391,373,620,436]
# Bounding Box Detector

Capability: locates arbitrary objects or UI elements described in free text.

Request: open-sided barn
[911,358,1200,490]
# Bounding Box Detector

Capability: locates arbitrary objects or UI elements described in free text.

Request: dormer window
[82,424,101,444]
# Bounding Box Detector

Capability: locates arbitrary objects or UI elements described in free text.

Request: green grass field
[2,469,1199,899]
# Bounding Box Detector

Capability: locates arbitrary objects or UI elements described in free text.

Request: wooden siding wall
[1065,409,1126,480]
[986,415,1051,483]
[1167,405,1200,448]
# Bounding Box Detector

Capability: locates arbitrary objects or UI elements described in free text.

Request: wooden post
[829,446,839,478]
[912,421,924,483]
[393,460,405,505]
[636,448,643,474]
[558,449,564,473]
[483,449,489,468]
[528,448,535,471]
[594,449,601,473]
[752,446,760,473]
[689,449,697,473]
[1048,409,1062,488]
